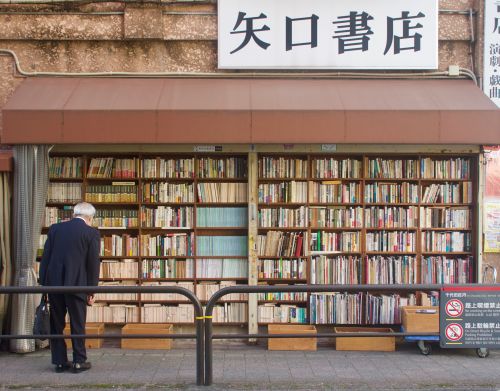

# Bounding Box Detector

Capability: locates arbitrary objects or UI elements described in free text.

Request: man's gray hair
[73,202,96,218]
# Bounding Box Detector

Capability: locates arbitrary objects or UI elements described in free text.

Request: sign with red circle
[445,323,463,341]
[445,299,464,317]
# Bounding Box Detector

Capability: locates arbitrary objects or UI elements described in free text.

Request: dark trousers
[48,294,87,365]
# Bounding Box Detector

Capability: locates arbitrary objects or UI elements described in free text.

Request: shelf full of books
[257,154,477,326]
[42,153,478,327]
[42,154,249,325]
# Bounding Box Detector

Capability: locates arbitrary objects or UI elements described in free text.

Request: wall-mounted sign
[218,0,438,69]
[484,0,500,107]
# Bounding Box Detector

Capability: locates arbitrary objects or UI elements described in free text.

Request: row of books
[420,207,470,229]
[197,183,248,203]
[422,182,472,204]
[256,290,308,301]
[310,292,416,324]
[195,258,248,278]
[44,207,72,226]
[258,258,306,279]
[141,304,194,323]
[258,304,307,323]
[85,185,137,203]
[368,158,418,179]
[309,206,363,228]
[196,236,248,257]
[310,255,362,285]
[47,183,82,202]
[197,207,248,227]
[421,157,471,179]
[309,182,361,204]
[94,281,138,301]
[211,303,248,323]
[87,304,140,323]
[100,260,138,279]
[101,234,139,256]
[259,206,308,228]
[422,231,472,253]
[94,210,138,228]
[49,157,83,178]
[140,206,193,228]
[310,231,360,252]
[257,231,304,257]
[141,158,194,179]
[196,281,248,301]
[258,182,307,203]
[197,157,247,179]
[312,158,362,179]
[141,182,194,203]
[258,157,308,179]
[141,282,194,301]
[365,231,416,252]
[364,206,418,228]
[421,256,472,284]
[364,182,419,203]
[142,259,194,279]
[87,158,138,178]
[364,256,418,284]
[140,233,194,256]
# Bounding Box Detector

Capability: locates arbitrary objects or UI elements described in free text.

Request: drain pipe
[0,48,479,85]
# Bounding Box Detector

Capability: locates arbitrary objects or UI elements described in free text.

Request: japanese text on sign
[484,0,500,107]
[218,0,438,69]
[440,289,500,349]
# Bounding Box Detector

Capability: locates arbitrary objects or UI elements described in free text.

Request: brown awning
[2,78,499,144]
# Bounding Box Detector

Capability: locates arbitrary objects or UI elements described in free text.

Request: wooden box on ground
[402,306,439,333]
[335,327,395,352]
[268,324,317,351]
[64,323,105,349]
[121,323,173,350]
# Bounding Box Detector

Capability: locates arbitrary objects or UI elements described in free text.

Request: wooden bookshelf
[42,152,478,327]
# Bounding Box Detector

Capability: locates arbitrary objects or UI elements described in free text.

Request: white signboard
[218,0,438,69]
[484,0,500,107]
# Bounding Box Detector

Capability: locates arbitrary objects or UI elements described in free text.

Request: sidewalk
[1,343,499,390]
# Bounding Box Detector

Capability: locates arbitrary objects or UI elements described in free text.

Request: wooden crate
[402,306,439,333]
[64,323,105,349]
[268,324,317,351]
[121,323,173,350]
[335,327,395,352]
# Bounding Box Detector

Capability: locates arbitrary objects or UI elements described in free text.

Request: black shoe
[72,361,91,373]
[55,362,71,373]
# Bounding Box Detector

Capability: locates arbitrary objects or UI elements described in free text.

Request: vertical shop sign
[484,0,500,107]
[218,0,438,69]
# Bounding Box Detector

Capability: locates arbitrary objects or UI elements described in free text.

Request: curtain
[0,172,12,337]
[10,145,50,353]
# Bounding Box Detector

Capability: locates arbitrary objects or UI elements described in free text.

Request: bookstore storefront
[1,0,500,353]
[1,74,499,336]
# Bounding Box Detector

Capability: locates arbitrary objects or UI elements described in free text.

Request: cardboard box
[402,306,439,333]
[335,327,395,352]
[64,323,105,349]
[268,324,317,351]
[121,323,173,350]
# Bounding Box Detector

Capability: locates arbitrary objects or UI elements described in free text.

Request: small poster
[485,202,500,253]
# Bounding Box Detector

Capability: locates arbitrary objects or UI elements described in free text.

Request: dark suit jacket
[40,218,100,300]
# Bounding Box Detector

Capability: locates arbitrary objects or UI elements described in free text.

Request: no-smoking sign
[445,299,464,317]
[445,323,463,341]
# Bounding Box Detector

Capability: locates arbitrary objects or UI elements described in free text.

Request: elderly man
[40,202,100,373]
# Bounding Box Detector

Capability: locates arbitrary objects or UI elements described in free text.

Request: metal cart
[404,264,497,357]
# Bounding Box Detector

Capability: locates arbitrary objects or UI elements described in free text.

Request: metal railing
[203,283,449,386]
[0,285,204,386]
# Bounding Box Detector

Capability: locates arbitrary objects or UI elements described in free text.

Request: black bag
[33,294,50,340]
